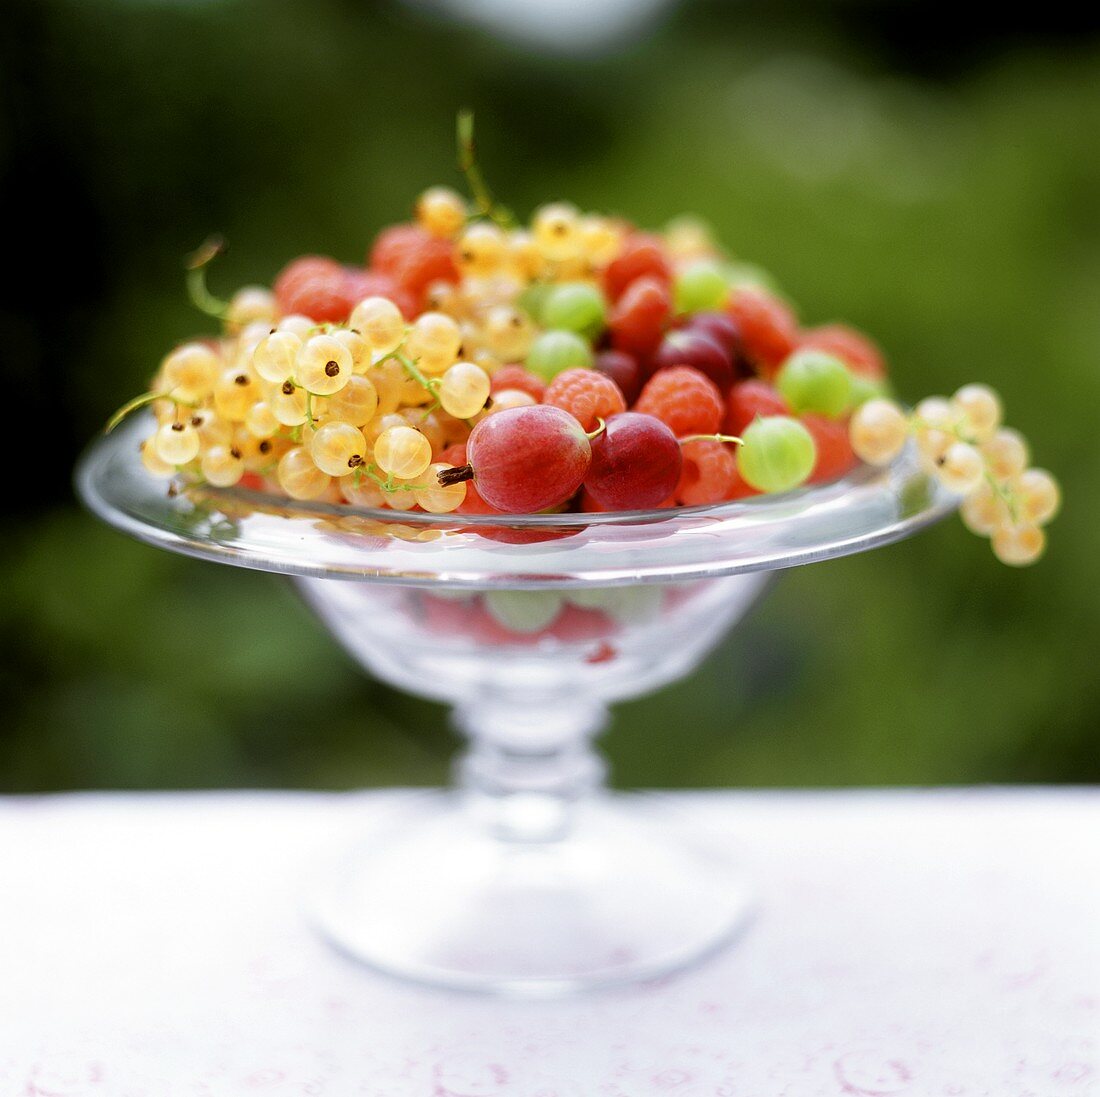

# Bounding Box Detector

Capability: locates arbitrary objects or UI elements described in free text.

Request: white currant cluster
[850,384,1060,565]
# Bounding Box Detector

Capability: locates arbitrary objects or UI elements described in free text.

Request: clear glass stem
[455,695,608,843]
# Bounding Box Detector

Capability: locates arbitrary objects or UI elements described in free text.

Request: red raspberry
[676,439,738,506]
[799,324,885,378]
[610,275,671,357]
[394,236,459,301]
[635,366,723,438]
[370,224,428,273]
[604,233,672,301]
[726,286,798,376]
[725,379,789,436]
[489,365,546,402]
[543,369,626,431]
[274,256,351,322]
[802,414,858,483]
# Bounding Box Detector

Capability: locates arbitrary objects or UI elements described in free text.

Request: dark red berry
[594,349,642,405]
[585,412,682,510]
[649,329,734,389]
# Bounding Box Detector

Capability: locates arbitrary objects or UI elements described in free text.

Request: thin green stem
[105,391,194,434]
[456,109,515,228]
[185,236,229,319]
[680,432,744,446]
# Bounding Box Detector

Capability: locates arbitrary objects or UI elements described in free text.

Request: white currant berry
[1016,468,1060,526]
[296,334,352,395]
[952,383,1002,442]
[992,521,1045,566]
[934,441,984,494]
[349,297,406,355]
[277,446,331,500]
[373,426,432,479]
[154,420,200,465]
[849,398,909,466]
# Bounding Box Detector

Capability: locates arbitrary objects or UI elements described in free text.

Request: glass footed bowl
[77,414,956,996]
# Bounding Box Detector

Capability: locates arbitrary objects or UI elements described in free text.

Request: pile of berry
[116,137,1059,566]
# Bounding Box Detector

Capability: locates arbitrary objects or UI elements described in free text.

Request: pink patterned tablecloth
[0,789,1096,1096]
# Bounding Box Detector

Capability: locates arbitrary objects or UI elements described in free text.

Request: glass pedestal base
[309,792,753,996]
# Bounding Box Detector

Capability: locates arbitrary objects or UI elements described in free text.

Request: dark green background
[2,0,1097,790]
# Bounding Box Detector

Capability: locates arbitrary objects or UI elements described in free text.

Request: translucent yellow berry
[332,328,372,374]
[507,229,545,280]
[424,280,462,315]
[244,401,279,439]
[482,306,535,360]
[981,428,1029,481]
[456,221,507,277]
[188,409,233,448]
[486,388,537,413]
[915,426,954,469]
[276,314,315,339]
[161,343,220,402]
[374,426,432,479]
[416,186,468,238]
[914,396,956,429]
[225,286,276,332]
[533,202,582,261]
[232,321,273,363]
[141,438,176,478]
[664,215,716,261]
[849,398,909,466]
[310,421,368,477]
[213,366,260,420]
[366,359,405,417]
[252,330,301,384]
[405,311,463,375]
[277,446,331,500]
[341,477,386,508]
[992,522,1045,566]
[438,362,491,419]
[235,432,281,471]
[579,215,623,265]
[200,443,246,487]
[951,383,1001,442]
[154,420,200,466]
[296,333,352,395]
[412,463,467,513]
[934,441,984,494]
[349,297,407,355]
[960,483,1007,536]
[270,380,309,427]
[1016,468,1060,526]
[322,374,378,426]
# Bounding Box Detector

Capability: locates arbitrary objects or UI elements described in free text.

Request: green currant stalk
[104,391,195,434]
[984,469,1020,523]
[185,236,230,319]
[388,350,439,396]
[456,109,515,229]
[679,433,744,447]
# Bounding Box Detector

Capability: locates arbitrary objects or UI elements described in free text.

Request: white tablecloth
[1,789,1097,1096]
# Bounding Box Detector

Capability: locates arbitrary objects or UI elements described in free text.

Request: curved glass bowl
[77,414,957,589]
[76,414,958,995]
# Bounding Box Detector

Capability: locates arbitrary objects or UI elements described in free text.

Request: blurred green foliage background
[1,0,1097,791]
